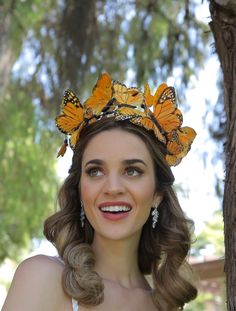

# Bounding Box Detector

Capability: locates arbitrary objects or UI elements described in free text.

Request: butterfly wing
[165,154,182,167]
[69,122,87,149]
[84,72,113,116]
[157,108,183,132]
[130,116,166,144]
[177,126,196,146]
[56,89,84,134]
[115,105,143,119]
[166,127,197,166]
[57,139,68,158]
[151,84,182,133]
[113,82,144,107]
[144,83,156,107]
[64,89,83,107]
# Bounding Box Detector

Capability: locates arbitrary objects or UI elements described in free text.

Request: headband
[56,72,196,166]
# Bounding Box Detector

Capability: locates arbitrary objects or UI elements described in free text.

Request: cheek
[140,177,156,201]
[80,177,90,202]
[80,176,100,204]
[133,180,156,213]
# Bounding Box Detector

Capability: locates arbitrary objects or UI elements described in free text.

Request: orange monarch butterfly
[56,89,85,155]
[55,73,196,165]
[166,127,196,166]
[144,83,182,133]
[112,81,144,107]
[84,72,113,116]
[56,89,84,134]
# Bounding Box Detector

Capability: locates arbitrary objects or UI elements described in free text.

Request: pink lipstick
[98,201,132,221]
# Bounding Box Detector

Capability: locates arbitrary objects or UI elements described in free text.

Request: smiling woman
[2,73,197,311]
[80,129,159,242]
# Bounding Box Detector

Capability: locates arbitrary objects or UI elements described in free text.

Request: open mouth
[99,206,132,214]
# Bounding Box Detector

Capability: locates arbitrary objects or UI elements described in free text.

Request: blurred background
[0,1,226,310]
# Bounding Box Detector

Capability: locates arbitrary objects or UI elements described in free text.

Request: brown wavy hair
[44,118,197,310]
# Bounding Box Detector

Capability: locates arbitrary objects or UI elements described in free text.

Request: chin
[94,225,142,242]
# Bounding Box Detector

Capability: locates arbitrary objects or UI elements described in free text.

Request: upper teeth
[100,206,131,212]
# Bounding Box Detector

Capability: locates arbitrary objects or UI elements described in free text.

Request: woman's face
[80,129,161,242]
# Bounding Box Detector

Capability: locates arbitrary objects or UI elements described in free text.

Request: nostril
[103,176,125,194]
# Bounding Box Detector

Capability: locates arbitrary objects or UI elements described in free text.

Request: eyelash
[85,166,143,177]
[85,167,103,177]
[125,167,143,176]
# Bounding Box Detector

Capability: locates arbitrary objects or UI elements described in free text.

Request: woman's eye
[86,167,103,177]
[125,167,142,176]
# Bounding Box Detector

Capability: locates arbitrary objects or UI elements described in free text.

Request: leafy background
[0,0,225,309]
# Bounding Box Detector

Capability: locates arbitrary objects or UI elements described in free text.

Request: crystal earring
[80,201,85,228]
[151,206,159,229]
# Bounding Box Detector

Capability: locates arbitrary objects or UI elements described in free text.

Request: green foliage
[184,291,224,310]
[129,0,209,85]
[0,0,212,262]
[3,0,210,116]
[0,83,58,262]
[184,279,226,311]
[185,291,213,310]
[192,210,224,257]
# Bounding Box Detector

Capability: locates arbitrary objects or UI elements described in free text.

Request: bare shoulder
[2,255,70,311]
[18,254,64,274]
[11,254,64,287]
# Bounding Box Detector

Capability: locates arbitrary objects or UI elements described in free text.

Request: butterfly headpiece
[56,72,196,166]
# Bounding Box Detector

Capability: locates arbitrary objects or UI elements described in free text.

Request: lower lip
[101,211,130,221]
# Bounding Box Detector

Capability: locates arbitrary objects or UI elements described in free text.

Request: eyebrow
[122,159,147,166]
[85,159,104,167]
[85,158,147,167]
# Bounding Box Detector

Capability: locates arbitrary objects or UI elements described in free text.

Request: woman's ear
[153,192,163,208]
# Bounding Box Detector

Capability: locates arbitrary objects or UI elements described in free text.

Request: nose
[103,172,125,195]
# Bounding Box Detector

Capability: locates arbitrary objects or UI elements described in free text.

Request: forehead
[82,129,153,163]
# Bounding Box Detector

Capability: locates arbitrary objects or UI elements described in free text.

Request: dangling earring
[151,205,159,229]
[80,201,85,228]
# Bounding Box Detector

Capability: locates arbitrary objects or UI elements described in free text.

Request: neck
[91,233,148,289]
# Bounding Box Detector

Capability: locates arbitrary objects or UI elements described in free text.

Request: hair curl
[44,118,197,310]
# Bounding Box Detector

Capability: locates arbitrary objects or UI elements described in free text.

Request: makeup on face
[80,129,160,241]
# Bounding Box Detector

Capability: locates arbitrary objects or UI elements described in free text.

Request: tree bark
[209,1,236,310]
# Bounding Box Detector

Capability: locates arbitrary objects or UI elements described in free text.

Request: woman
[3,73,197,310]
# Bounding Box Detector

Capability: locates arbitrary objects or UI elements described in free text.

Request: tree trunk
[209,1,236,310]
